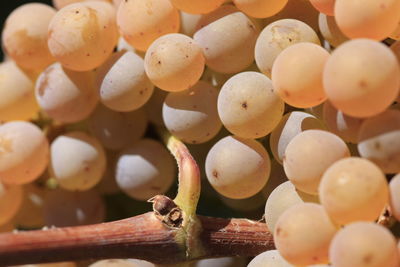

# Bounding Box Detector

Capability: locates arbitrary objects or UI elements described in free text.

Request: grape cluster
[0,0,400,266]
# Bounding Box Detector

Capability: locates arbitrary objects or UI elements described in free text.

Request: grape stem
[0,132,274,265]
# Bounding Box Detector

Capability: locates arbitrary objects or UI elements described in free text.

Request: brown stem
[0,213,274,265]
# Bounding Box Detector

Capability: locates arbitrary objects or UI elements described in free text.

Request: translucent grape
[0,182,23,226]
[163,80,222,144]
[218,71,284,139]
[323,39,400,118]
[48,2,118,71]
[318,13,349,48]
[53,0,111,9]
[261,159,287,198]
[117,0,180,52]
[35,63,98,123]
[194,4,239,32]
[270,112,325,164]
[2,3,56,70]
[50,131,106,191]
[144,33,205,92]
[144,88,167,126]
[248,250,293,267]
[264,181,319,233]
[88,105,148,150]
[323,101,364,144]
[233,0,288,18]
[0,221,14,233]
[283,129,350,195]
[95,151,120,195]
[13,184,45,228]
[255,19,320,78]
[389,173,400,221]
[0,61,39,122]
[272,42,329,108]
[43,189,105,227]
[0,121,49,185]
[96,51,154,112]
[116,139,175,201]
[205,136,270,199]
[334,0,400,40]
[309,0,334,15]
[357,109,400,173]
[319,157,388,225]
[193,12,259,74]
[274,203,337,266]
[116,37,137,54]
[170,0,225,14]
[390,21,400,40]
[330,222,399,267]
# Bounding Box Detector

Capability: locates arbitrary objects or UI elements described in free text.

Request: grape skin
[205,136,270,199]
[329,222,399,267]
[389,173,400,221]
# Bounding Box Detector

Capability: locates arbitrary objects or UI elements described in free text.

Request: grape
[144,33,205,92]
[0,182,23,226]
[89,105,147,150]
[218,71,284,139]
[195,257,247,267]
[48,2,118,71]
[116,139,175,201]
[283,129,349,195]
[117,0,180,52]
[247,250,292,267]
[163,80,222,144]
[35,63,98,123]
[43,189,105,227]
[389,173,400,221]
[13,184,46,228]
[309,0,334,16]
[262,0,320,32]
[323,101,364,144]
[205,136,270,199]
[0,121,49,185]
[0,61,39,122]
[270,111,324,165]
[89,259,140,267]
[272,42,329,108]
[50,131,106,191]
[319,157,388,225]
[1,3,56,70]
[170,0,225,14]
[323,39,400,118]
[95,151,120,196]
[193,12,259,74]
[274,203,337,266]
[96,51,154,112]
[329,222,399,267]
[0,221,14,233]
[255,19,320,78]
[264,181,319,233]
[180,12,202,36]
[144,88,167,126]
[13,262,77,267]
[357,109,400,173]
[318,13,349,48]
[233,0,288,18]
[117,37,137,54]
[390,21,400,40]
[194,4,239,32]
[52,0,111,9]
[334,0,400,40]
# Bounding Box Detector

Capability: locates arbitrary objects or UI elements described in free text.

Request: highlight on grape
[0,0,400,266]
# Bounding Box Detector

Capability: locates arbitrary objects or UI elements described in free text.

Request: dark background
[0,0,52,61]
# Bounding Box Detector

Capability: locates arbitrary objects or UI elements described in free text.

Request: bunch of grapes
[0,0,400,266]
